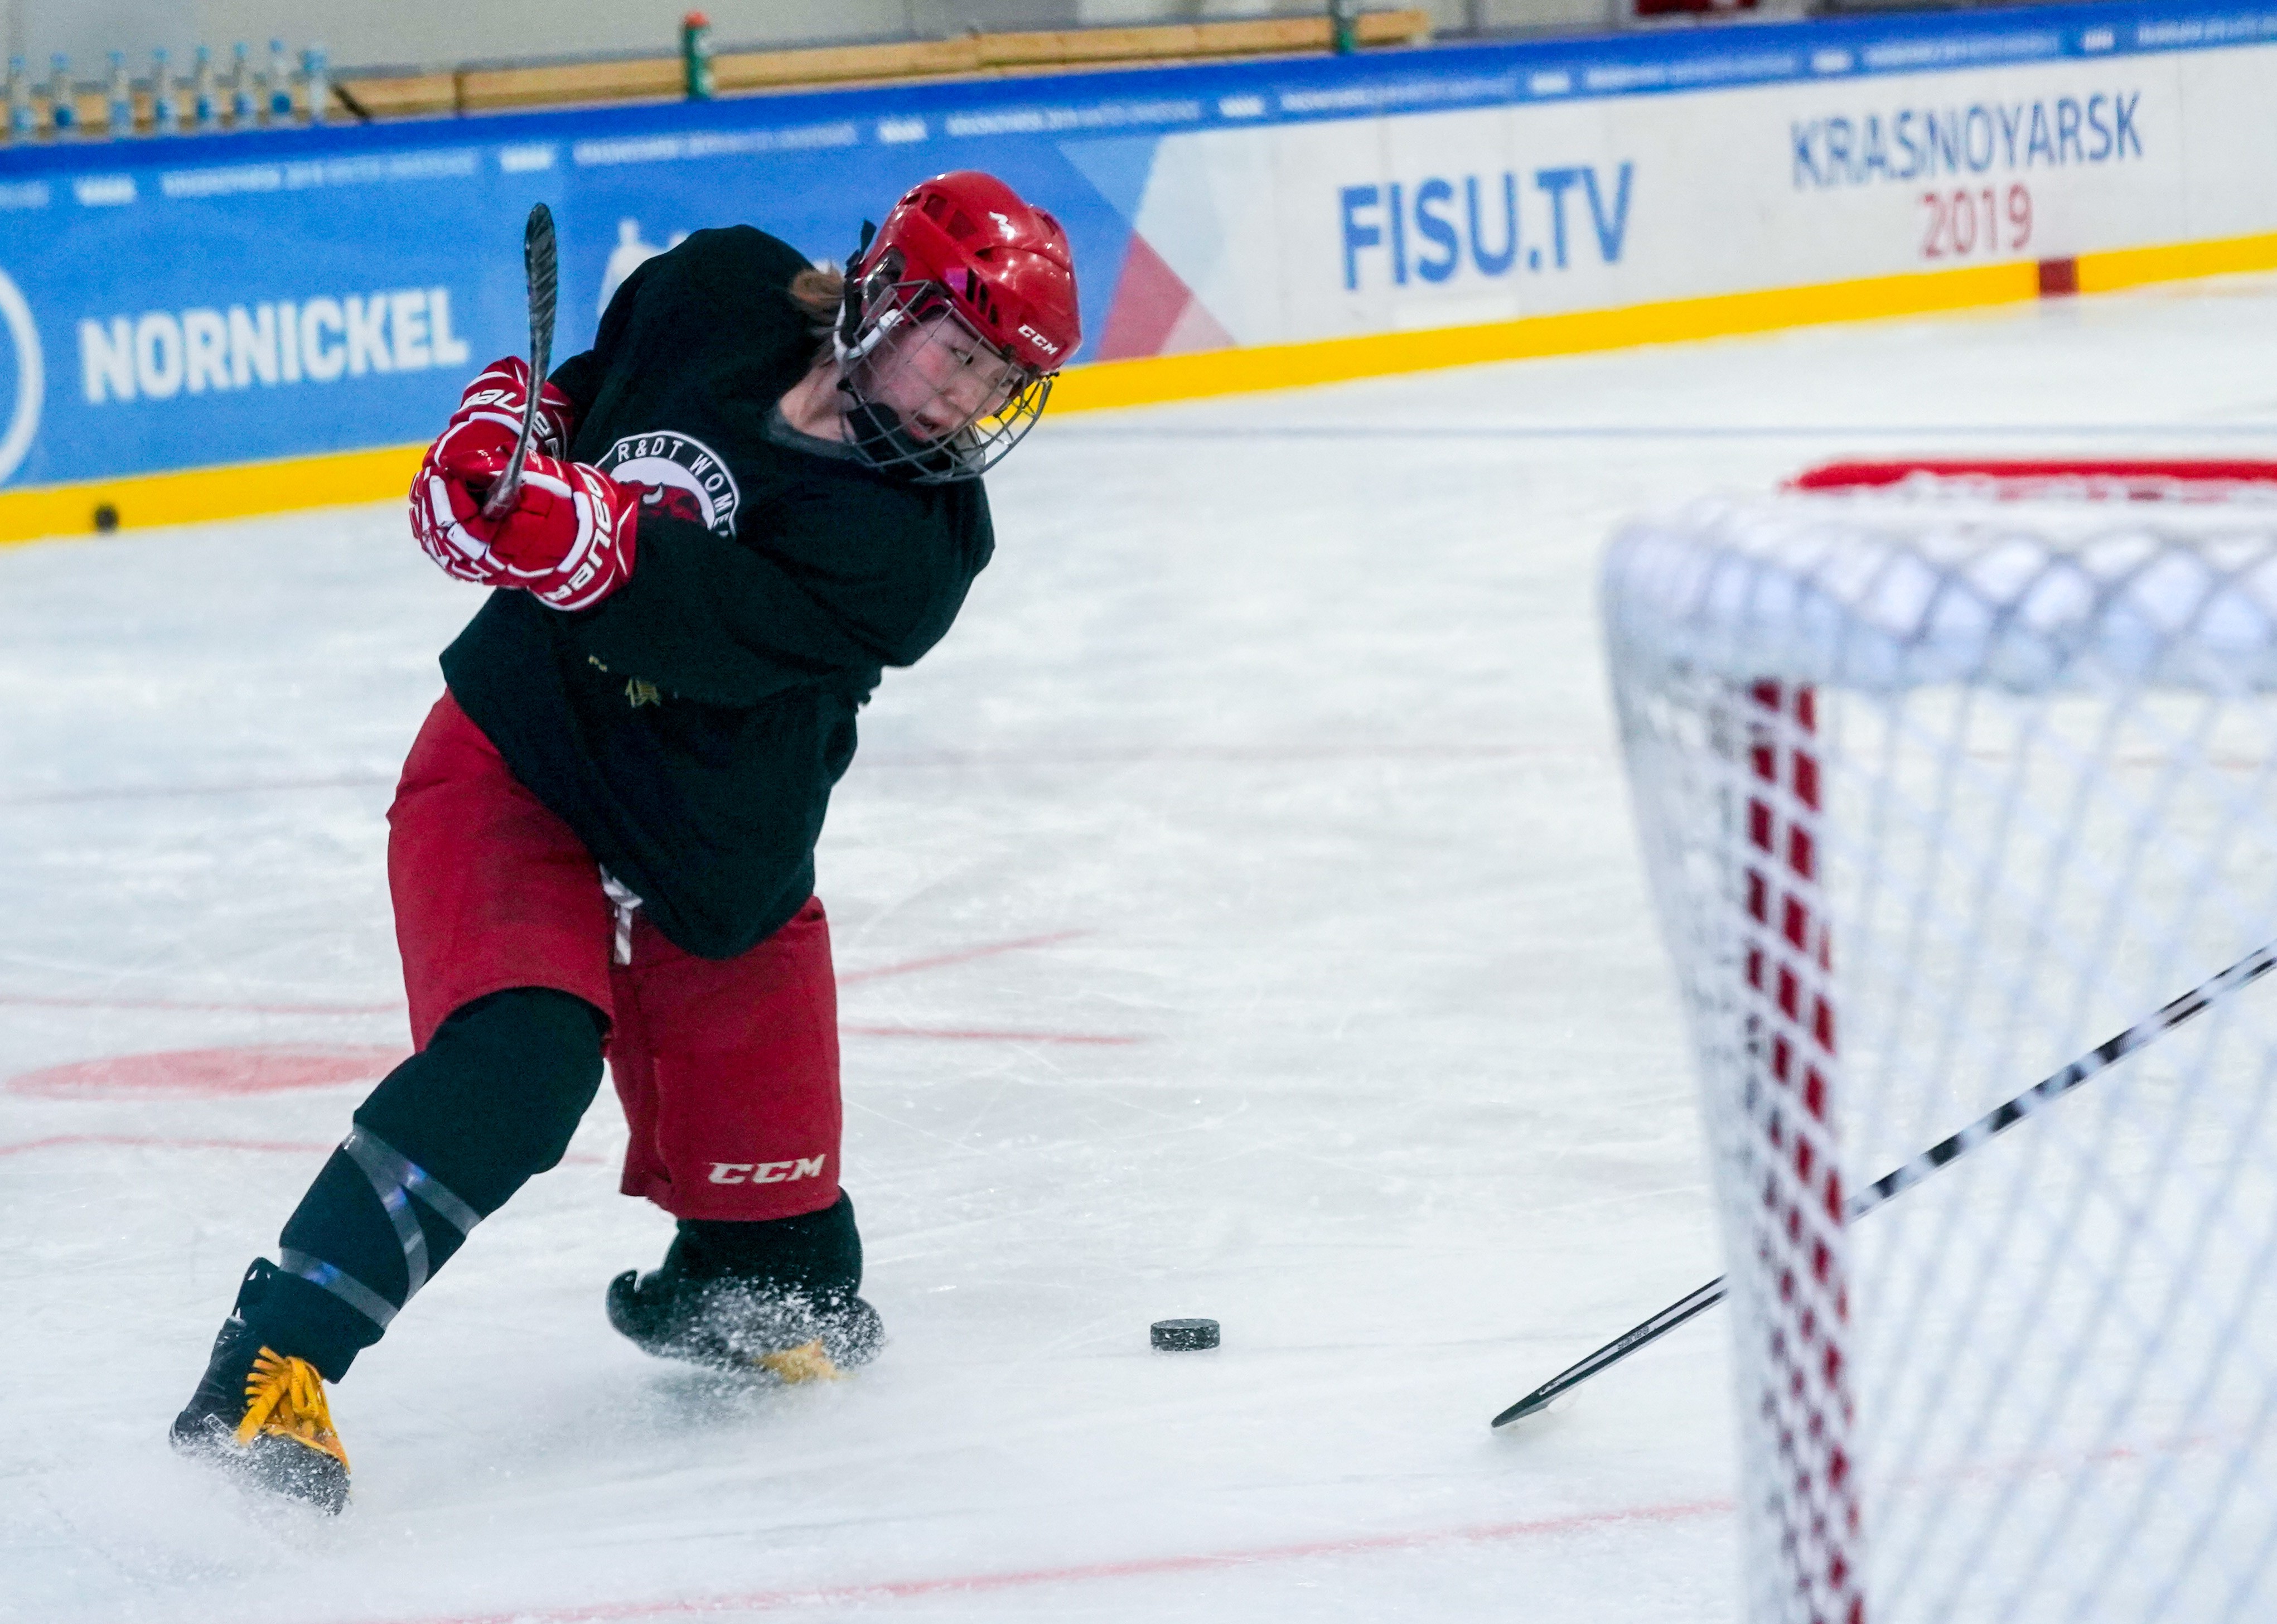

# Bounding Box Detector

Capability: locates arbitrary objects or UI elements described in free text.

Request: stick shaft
[1853,940,2277,1215]
[1491,1278,1725,1425]
[1490,936,2277,1428]
[481,202,559,520]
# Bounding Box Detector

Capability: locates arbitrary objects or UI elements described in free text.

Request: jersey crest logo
[597,431,741,537]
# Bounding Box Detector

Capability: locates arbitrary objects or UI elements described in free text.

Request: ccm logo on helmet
[708,1156,828,1185]
[1017,323,1061,358]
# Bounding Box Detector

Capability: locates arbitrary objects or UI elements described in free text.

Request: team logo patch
[598,430,741,536]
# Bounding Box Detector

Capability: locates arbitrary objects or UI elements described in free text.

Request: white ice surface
[6,277,2277,1624]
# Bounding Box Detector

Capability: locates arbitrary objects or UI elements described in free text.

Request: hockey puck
[1150,1317,1220,1351]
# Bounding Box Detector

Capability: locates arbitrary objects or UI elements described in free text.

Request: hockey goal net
[1604,461,2277,1624]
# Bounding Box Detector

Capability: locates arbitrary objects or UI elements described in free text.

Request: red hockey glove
[409,357,631,609]
[436,355,577,465]
[412,448,639,612]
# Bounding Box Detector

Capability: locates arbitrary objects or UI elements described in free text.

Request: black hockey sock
[666,1192,865,1306]
[243,987,606,1379]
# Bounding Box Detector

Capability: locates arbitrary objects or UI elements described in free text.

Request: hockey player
[170,171,1081,1512]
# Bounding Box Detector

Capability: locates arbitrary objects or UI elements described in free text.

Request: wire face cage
[835,257,1052,485]
[1603,463,2277,1624]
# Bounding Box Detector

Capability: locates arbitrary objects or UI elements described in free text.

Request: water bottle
[49,55,75,136]
[151,48,178,134]
[302,45,327,125]
[265,39,291,122]
[229,42,254,127]
[192,44,217,131]
[6,57,31,142]
[104,51,129,137]
[680,12,713,101]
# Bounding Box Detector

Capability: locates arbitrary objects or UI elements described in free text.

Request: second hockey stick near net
[1490,935,2277,1429]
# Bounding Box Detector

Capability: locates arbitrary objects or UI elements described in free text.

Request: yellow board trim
[0,442,424,549]
[1048,227,2277,414]
[3,228,2273,549]
[2075,229,2277,294]
[1050,260,2038,413]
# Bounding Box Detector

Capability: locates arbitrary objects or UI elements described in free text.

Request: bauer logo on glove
[414,447,639,612]
[442,356,575,463]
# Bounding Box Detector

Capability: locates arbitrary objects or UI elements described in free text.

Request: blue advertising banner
[0,0,2263,496]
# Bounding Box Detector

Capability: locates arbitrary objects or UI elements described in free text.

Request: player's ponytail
[788,265,844,352]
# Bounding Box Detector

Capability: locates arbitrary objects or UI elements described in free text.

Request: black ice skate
[607,1266,883,1381]
[606,1200,882,1382]
[170,1259,351,1514]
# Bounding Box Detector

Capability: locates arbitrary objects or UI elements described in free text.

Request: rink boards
[0,0,2269,538]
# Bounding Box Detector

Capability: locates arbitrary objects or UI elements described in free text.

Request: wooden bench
[332,9,1433,122]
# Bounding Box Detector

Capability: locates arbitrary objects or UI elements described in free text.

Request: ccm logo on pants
[708,1156,827,1185]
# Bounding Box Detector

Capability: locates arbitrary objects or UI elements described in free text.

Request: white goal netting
[1604,463,2277,1624]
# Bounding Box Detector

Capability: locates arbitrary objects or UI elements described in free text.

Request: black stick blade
[482,201,561,521]
[1492,1388,1558,1428]
[1490,1279,1728,1429]
[523,201,558,383]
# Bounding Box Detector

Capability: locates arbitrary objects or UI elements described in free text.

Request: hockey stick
[480,201,559,520]
[1491,936,2277,1429]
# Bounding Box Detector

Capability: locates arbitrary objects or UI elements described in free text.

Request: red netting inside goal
[1741,678,1863,1624]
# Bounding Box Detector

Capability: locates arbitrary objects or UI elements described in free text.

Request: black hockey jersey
[438,226,994,959]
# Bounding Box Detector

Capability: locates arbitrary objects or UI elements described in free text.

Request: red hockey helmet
[834,171,1081,482]
[864,171,1081,370]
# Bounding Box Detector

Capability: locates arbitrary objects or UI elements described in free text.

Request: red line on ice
[0,1133,606,1165]
[837,929,1086,984]
[0,1133,341,1158]
[0,991,400,1014]
[360,1497,1732,1624]
[860,743,1589,767]
[0,772,397,805]
[1,930,1089,1017]
[843,1024,1142,1045]
[7,1045,410,1098]
[0,745,1583,806]
[0,748,1589,799]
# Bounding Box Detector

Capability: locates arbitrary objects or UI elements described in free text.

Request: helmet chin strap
[833,220,881,366]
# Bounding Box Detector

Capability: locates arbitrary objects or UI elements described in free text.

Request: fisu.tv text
[1339,163,1635,292]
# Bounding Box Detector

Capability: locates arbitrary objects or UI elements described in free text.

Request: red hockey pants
[386,692,843,1223]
